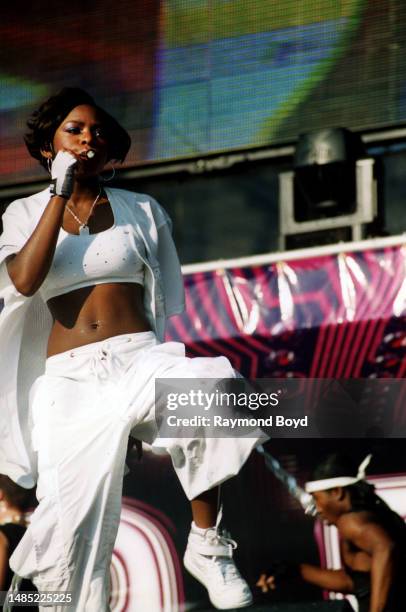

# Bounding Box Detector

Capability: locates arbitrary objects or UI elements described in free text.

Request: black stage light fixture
[293,127,366,222]
[278,127,378,249]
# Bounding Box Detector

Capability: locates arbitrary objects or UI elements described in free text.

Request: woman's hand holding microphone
[49,150,78,199]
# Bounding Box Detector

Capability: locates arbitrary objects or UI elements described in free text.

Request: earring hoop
[46,158,52,175]
[101,162,115,182]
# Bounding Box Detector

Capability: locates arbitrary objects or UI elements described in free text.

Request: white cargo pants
[8,331,264,611]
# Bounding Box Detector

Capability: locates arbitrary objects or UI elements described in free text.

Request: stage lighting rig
[279,128,380,250]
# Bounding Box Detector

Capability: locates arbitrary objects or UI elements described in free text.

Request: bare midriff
[46,282,152,357]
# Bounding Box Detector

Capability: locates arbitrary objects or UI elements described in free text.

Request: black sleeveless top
[0,523,38,611]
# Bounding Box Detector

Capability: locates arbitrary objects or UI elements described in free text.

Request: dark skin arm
[299,564,354,592]
[6,195,67,296]
[0,530,9,591]
[256,565,354,594]
[338,512,397,612]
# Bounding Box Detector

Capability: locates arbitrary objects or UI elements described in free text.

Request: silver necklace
[65,187,102,235]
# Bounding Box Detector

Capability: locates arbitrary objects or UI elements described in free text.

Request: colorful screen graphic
[1,0,406,186]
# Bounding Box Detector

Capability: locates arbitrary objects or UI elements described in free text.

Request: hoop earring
[46,158,52,175]
[100,162,115,182]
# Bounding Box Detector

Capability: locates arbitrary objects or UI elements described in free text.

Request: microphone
[86,150,95,159]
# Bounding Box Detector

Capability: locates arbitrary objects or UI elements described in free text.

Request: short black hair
[24,87,131,170]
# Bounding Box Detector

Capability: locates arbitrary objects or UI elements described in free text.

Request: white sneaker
[183,520,253,609]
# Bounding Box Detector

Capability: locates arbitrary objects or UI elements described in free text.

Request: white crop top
[39,220,146,302]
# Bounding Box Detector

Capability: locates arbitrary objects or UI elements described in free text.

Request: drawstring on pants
[89,341,126,383]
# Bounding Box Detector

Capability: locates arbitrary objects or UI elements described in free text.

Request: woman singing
[0,88,266,611]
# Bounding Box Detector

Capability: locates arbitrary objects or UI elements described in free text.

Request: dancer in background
[257,453,406,612]
[0,476,37,610]
[0,87,267,610]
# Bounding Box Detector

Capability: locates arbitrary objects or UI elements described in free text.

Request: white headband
[305,454,372,493]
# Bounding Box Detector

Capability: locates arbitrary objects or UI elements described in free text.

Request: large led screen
[1,0,406,186]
